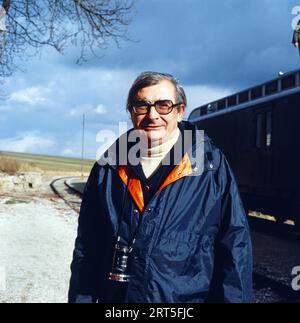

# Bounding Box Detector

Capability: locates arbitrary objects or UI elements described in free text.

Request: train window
[281,74,296,90]
[255,111,272,149]
[266,111,272,147]
[200,106,207,116]
[207,103,217,113]
[265,81,278,95]
[218,99,226,110]
[252,86,263,100]
[256,113,264,148]
[227,95,237,107]
[190,109,201,119]
[239,91,249,103]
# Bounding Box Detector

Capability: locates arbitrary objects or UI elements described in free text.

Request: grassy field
[0,151,95,173]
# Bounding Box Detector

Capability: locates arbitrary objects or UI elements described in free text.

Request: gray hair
[126,71,187,112]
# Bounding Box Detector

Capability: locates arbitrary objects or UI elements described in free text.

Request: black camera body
[109,242,133,283]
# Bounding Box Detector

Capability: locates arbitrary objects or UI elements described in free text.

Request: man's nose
[147,106,160,119]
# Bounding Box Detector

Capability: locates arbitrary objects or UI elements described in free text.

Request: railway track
[50,177,84,213]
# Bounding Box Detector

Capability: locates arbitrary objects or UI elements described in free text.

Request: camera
[109,242,133,283]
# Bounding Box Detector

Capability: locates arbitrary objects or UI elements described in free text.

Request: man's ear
[177,105,186,122]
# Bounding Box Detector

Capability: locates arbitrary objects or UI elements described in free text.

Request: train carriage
[188,69,300,229]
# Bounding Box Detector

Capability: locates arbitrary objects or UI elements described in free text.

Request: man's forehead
[135,80,176,99]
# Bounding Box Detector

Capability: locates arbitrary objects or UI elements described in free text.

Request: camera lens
[109,243,132,283]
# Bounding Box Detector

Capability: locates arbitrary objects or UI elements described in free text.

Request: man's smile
[143,125,163,129]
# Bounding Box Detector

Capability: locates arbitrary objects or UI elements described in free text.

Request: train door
[253,106,273,196]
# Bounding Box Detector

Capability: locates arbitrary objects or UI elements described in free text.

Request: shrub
[0,157,21,175]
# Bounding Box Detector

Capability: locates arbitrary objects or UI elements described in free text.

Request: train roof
[188,68,300,122]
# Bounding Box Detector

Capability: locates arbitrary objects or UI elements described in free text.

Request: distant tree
[0,0,134,79]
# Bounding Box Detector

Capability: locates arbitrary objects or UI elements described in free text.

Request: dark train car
[188,69,300,228]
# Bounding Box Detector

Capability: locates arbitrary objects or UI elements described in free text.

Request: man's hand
[294,42,299,48]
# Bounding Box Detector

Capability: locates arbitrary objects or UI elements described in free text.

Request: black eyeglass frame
[131,99,183,115]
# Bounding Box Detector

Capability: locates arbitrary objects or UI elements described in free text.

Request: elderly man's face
[130,80,185,145]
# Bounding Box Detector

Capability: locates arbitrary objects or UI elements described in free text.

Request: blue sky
[0,0,300,159]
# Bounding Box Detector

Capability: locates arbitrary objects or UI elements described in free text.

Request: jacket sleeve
[292,19,300,44]
[293,29,299,44]
[209,153,253,303]
[68,163,100,303]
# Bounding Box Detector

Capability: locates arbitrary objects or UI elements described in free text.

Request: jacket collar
[117,152,193,212]
[98,121,214,212]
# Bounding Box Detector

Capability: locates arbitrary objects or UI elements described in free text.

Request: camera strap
[115,167,143,251]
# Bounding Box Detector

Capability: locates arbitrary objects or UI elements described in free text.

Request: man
[68,71,253,303]
[292,19,300,53]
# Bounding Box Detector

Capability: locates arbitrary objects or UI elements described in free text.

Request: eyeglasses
[131,99,183,115]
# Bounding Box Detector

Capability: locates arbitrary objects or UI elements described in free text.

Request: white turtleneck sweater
[140,128,180,179]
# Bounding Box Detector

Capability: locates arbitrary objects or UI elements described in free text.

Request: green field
[0,151,95,173]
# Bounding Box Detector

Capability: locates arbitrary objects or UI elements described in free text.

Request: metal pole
[81,114,85,178]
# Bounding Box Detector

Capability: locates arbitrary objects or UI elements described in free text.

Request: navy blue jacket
[68,121,253,303]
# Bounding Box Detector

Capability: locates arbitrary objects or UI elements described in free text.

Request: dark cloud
[56,0,300,90]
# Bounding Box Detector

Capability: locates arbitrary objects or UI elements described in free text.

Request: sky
[0,0,300,159]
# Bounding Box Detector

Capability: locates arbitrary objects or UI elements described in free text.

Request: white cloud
[0,133,55,153]
[9,86,48,105]
[94,104,107,115]
[69,104,94,117]
[61,148,75,156]
[70,103,108,117]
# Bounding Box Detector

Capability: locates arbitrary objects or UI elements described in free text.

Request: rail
[50,177,83,213]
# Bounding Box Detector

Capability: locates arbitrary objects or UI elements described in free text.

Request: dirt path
[0,194,78,303]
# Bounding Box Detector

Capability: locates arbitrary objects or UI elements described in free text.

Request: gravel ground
[251,229,300,303]
[252,230,300,278]
[1,173,299,303]
[0,194,78,303]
